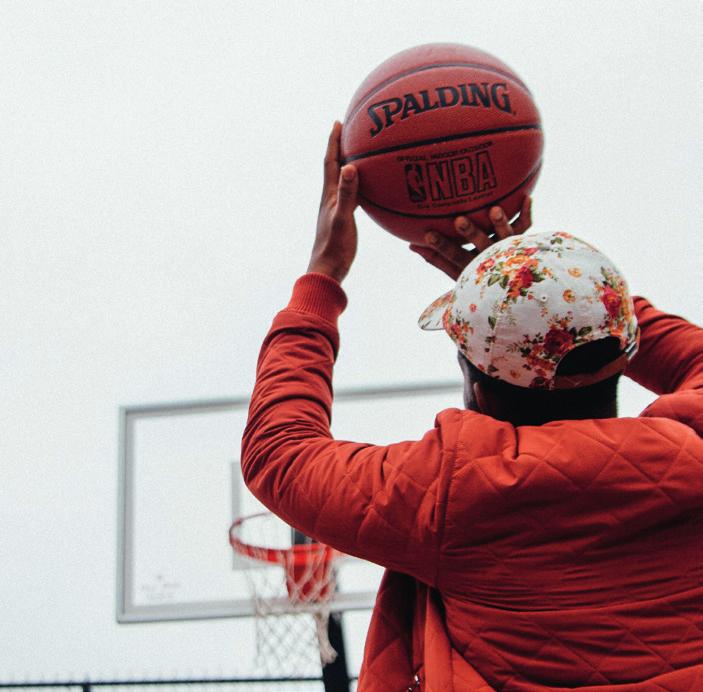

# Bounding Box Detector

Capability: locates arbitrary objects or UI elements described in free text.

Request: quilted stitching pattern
[434,407,703,688]
[243,284,703,690]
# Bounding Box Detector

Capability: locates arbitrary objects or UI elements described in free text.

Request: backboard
[116,381,462,623]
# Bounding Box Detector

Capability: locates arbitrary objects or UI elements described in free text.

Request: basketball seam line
[358,161,542,220]
[342,124,542,163]
[345,61,531,122]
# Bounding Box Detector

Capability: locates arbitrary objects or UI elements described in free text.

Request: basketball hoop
[229,512,343,673]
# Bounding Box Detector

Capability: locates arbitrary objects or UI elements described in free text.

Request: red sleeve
[240,273,454,586]
[625,297,703,394]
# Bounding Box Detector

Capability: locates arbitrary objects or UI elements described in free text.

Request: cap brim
[418,290,453,331]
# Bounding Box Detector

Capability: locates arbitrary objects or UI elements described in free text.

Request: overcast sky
[1,0,702,683]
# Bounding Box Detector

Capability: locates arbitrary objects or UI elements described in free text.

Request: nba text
[404,151,497,204]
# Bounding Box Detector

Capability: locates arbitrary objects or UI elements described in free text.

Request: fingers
[411,217,485,280]
[323,121,342,195]
[424,229,476,267]
[412,199,534,279]
[455,215,492,252]
[489,196,532,238]
[489,206,513,239]
[336,165,358,215]
[409,244,465,281]
[511,196,533,234]
[415,229,478,280]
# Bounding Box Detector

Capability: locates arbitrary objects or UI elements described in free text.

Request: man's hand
[307,121,359,284]
[409,197,533,280]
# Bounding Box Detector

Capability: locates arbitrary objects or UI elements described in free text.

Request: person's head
[419,231,639,426]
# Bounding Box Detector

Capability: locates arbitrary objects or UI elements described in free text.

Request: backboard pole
[322,612,351,692]
[292,528,350,692]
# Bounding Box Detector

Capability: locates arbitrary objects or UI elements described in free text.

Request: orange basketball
[341,43,543,243]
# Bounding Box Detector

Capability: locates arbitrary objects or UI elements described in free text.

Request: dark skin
[308,122,533,415]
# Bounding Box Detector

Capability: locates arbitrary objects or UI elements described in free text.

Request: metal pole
[292,529,351,692]
[322,611,351,692]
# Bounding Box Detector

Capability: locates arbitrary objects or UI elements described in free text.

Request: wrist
[306,258,349,284]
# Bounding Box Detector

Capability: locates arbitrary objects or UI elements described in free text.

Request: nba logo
[404,164,427,203]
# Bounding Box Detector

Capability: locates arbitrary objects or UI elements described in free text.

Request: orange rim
[229,512,341,568]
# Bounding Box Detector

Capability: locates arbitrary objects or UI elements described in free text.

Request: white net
[229,513,341,678]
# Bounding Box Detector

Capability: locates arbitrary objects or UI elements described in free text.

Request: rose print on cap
[419,231,639,389]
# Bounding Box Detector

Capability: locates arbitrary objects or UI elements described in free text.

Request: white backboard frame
[116,381,462,623]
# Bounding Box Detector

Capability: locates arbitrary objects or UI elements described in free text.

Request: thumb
[336,165,358,214]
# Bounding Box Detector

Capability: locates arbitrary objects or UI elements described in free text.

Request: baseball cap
[418,231,639,389]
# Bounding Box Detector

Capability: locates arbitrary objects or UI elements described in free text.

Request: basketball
[341,43,543,243]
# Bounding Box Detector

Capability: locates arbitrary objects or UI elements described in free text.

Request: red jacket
[242,273,703,691]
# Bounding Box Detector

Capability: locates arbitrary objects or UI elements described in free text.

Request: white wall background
[1,0,702,683]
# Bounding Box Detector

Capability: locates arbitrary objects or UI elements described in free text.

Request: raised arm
[240,274,453,585]
[240,123,527,582]
[626,297,703,394]
[241,123,452,584]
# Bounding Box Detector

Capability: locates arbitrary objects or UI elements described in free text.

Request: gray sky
[1,0,702,682]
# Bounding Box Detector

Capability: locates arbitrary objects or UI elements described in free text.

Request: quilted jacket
[242,273,703,691]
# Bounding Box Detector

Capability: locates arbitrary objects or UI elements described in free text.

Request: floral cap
[418,231,639,389]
